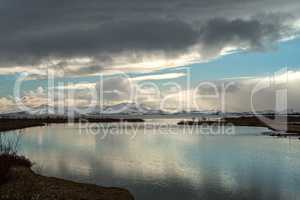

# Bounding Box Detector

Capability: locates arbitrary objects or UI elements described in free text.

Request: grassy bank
[0,166,134,200]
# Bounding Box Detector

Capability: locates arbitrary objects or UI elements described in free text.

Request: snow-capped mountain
[27,105,89,116]
[90,103,164,115]
[0,103,165,118]
[0,105,86,118]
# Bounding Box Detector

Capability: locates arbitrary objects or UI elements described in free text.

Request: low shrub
[0,153,32,184]
[0,133,32,184]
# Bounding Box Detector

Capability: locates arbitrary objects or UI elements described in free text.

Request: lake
[8,120,300,200]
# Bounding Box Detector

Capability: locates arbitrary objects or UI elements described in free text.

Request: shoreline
[0,117,145,132]
[0,166,134,200]
[3,115,300,136]
[178,115,300,137]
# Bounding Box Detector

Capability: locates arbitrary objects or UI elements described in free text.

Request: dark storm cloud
[0,0,299,72]
[199,18,284,57]
[0,19,199,58]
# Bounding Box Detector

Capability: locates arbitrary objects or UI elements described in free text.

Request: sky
[1,0,300,113]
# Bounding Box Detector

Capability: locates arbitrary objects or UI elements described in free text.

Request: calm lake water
[8,120,300,200]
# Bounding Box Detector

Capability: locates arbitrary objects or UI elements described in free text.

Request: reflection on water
[12,122,300,200]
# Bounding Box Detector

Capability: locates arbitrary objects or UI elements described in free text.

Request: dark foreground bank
[0,154,134,200]
[0,167,134,200]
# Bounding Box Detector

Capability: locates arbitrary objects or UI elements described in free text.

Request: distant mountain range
[1,103,299,119]
[0,103,165,118]
[90,103,164,115]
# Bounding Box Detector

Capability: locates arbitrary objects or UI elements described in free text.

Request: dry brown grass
[0,134,32,184]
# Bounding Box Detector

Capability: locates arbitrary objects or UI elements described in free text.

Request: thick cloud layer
[0,0,300,75]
